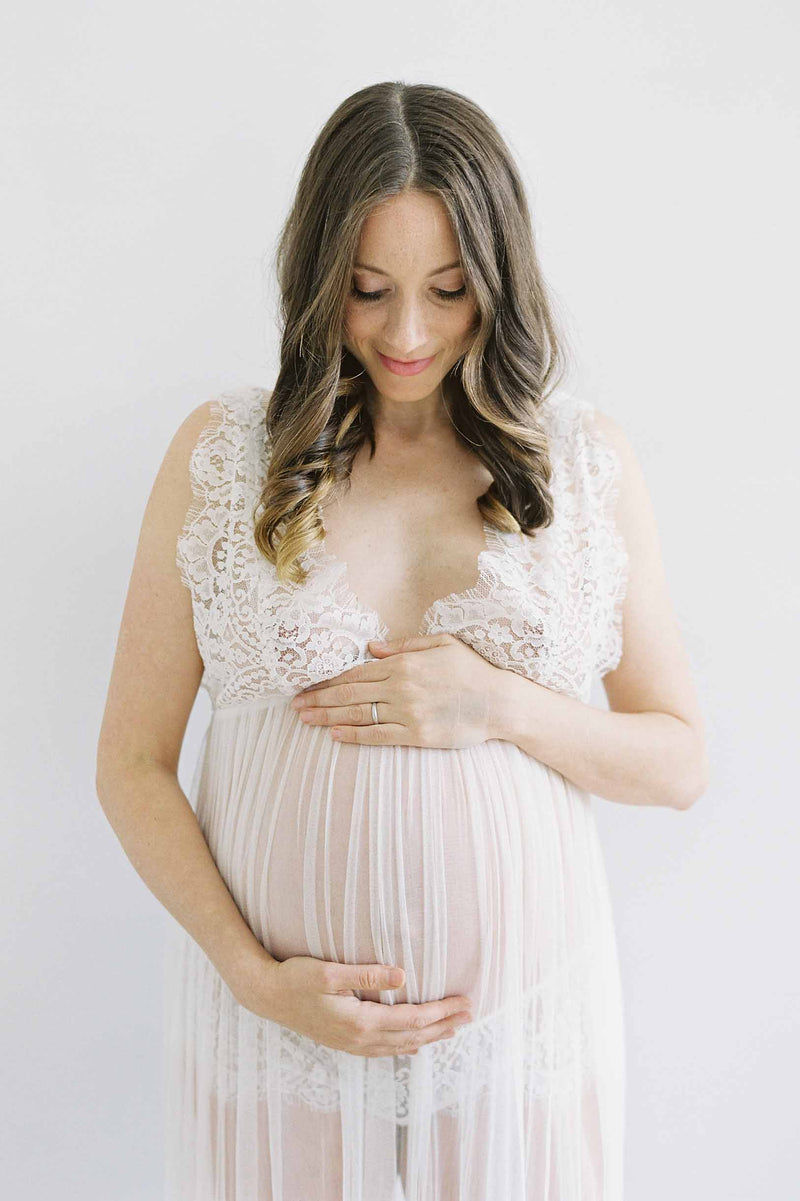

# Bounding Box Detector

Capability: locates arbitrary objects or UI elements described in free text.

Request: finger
[324,962,406,993]
[329,721,408,745]
[371,1011,472,1057]
[297,701,389,727]
[294,680,389,710]
[359,995,473,1032]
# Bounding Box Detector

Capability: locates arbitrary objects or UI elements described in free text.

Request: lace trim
[276,946,596,1120]
[176,396,234,596]
[574,400,630,677]
[175,387,268,702]
[183,936,597,1120]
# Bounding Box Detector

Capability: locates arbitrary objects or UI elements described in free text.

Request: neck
[366,381,455,444]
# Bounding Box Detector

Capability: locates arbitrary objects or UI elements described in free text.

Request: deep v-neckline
[305,510,509,643]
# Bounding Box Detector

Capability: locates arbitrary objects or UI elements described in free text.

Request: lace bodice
[176,386,629,709]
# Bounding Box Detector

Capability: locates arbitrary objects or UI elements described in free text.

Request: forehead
[355,191,460,272]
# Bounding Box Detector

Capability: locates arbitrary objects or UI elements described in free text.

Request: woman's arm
[95,403,278,1000]
[489,675,706,810]
[488,409,709,811]
[96,760,276,992]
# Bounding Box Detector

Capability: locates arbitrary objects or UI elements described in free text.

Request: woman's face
[342,189,479,411]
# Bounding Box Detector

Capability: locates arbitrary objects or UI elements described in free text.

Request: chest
[205,436,602,709]
[317,449,496,641]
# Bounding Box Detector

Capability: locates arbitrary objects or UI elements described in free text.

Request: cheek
[344,304,378,341]
[449,304,479,344]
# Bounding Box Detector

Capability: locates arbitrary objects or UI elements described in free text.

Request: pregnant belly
[197,699,600,1016]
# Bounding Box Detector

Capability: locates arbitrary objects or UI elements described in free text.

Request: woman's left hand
[289,633,504,748]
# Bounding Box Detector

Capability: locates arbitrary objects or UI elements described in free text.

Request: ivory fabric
[163,384,630,1200]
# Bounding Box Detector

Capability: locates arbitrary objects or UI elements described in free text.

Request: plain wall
[2,1,797,1197]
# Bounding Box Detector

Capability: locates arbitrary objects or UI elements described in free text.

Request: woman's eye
[350,286,385,302]
[435,286,467,302]
[350,285,467,304]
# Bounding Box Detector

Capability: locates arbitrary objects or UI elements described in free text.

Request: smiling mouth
[377,351,437,375]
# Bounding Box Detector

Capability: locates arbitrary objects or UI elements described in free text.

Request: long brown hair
[255,81,570,584]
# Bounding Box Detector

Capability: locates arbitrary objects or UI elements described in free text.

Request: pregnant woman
[96,81,708,1200]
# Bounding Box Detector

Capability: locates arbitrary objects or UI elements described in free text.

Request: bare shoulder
[165,399,219,481]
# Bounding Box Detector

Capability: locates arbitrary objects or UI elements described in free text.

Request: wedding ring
[371,701,379,725]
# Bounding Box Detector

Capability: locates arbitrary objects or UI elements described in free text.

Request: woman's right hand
[235,953,474,1058]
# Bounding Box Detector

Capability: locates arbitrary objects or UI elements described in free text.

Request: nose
[380,296,429,358]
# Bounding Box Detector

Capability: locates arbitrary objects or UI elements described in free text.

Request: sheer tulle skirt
[163,695,625,1199]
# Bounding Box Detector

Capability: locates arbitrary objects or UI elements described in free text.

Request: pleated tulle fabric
[164,385,630,1200]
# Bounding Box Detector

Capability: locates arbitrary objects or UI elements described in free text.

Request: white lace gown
[163,385,630,1200]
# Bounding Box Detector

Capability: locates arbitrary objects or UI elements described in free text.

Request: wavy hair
[254,80,570,584]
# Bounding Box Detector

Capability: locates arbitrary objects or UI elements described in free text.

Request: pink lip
[377,351,436,376]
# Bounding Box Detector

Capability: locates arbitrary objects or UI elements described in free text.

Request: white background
[2,1,797,1197]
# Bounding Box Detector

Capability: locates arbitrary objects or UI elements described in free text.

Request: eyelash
[350,285,467,304]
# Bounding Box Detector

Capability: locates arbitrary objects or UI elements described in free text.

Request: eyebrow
[353,260,462,278]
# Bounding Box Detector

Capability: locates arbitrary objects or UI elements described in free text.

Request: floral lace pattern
[278,945,595,1120]
[176,386,629,710]
[177,927,596,1120]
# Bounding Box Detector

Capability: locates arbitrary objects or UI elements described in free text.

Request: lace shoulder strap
[175,386,268,600]
[576,398,630,677]
[542,392,630,677]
